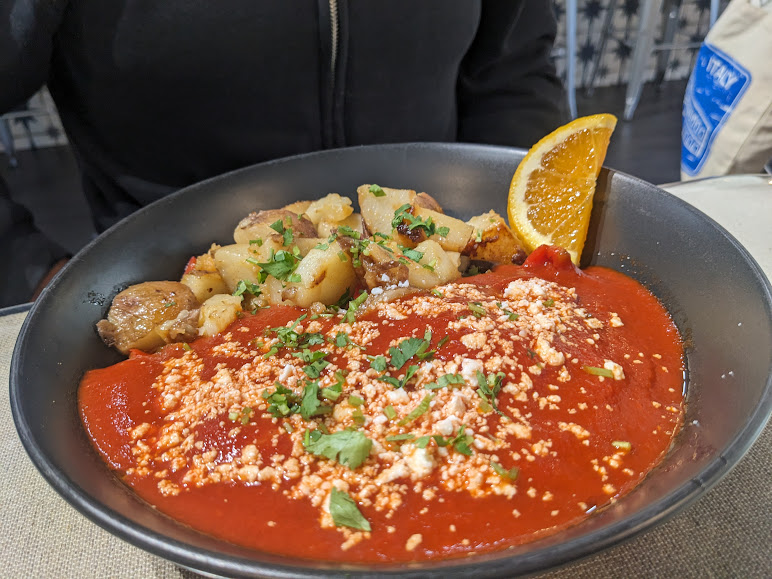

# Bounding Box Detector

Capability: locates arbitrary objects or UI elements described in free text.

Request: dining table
[1,174,770,578]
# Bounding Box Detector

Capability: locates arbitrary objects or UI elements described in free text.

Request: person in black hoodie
[0,0,567,303]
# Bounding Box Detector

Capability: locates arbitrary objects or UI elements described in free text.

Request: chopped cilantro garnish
[385,433,415,442]
[583,366,614,378]
[379,364,419,389]
[369,355,388,372]
[543,298,555,308]
[263,382,301,417]
[468,302,486,318]
[475,371,508,419]
[431,289,444,298]
[299,382,332,420]
[233,279,262,297]
[329,487,371,531]
[343,291,368,324]
[391,204,446,238]
[424,373,465,390]
[348,395,364,407]
[334,332,350,348]
[389,335,428,369]
[398,394,434,426]
[163,301,176,308]
[304,429,373,469]
[496,302,519,321]
[491,461,519,480]
[612,440,632,451]
[398,245,424,263]
[269,218,294,246]
[182,342,192,351]
[369,184,386,197]
[251,249,300,282]
[383,405,397,420]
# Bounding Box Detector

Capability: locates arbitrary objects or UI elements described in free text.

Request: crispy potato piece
[212,244,263,293]
[338,235,409,289]
[181,245,229,302]
[405,240,462,289]
[199,294,243,337]
[96,281,199,354]
[411,206,474,253]
[415,192,444,213]
[233,209,316,244]
[282,200,312,215]
[357,184,416,240]
[464,211,527,265]
[303,193,354,225]
[317,213,365,239]
[281,241,357,307]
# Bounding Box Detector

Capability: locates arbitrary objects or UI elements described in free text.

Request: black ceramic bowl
[10,144,772,578]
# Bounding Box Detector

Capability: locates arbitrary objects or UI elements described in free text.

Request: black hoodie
[2,0,567,231]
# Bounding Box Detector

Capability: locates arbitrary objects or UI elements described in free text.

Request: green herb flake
[385,433,415,442]
[491,461,520,481]
[369,355,388,372]
[334,332,350,348]
[163,301,177,308]
[468,302,486,318]
[329,487,371,531]
[369,184,386,197]
[398,394,434,426]
[583,366,614,378]
[182,343,192,351]
[304,429,373,470]
[233,279,262,297]
[343,291,369,324]
[383,405,397,420]
[348,395,364,407]
[431,289,444,298]
[612,440,632,451]
[543,298,555,308]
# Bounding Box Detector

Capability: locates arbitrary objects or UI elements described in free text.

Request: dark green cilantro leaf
[300,382,332,420]
[369,355,388,372]
[251,249,300,282]
[233,280,262,298]
[304,429,373,469]
[329,487,371,531]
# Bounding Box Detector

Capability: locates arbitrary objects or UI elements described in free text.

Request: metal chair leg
[0,118,18,168]
[584,0,618,97]
[624,0,664,120]
[565,0,578,119]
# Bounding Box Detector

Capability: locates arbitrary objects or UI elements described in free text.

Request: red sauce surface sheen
[79,248,684,562]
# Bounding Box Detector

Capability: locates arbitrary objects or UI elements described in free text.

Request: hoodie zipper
[321,0,341,148]
[329,0,339,76]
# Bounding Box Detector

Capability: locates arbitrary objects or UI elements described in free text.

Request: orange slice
[507,113,617,265]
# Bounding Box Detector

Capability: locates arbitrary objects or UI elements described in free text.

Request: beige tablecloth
[2,176,771,578]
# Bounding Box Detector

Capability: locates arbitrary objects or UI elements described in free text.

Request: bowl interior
[11,143,772,578]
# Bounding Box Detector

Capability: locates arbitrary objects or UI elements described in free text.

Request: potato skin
[96,281,199,354]
[233,210,316,244]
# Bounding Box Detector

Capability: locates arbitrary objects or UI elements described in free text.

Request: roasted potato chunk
[233,209,316,244]
[405,240,462,289]
[96,281,199,354]
[357,184,416,239]
[464,211,527,265]
[181,246,229,302]
[281,241,357,307]
[303,193,353,225]
[199,294,243,337]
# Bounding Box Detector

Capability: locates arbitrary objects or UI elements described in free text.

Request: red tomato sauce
[79,246,685,562]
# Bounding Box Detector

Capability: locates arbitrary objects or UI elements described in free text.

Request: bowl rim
[10,142,772,577]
